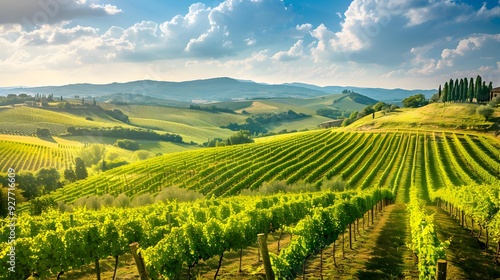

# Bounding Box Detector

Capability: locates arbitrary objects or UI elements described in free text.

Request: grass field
[349,103,497,131]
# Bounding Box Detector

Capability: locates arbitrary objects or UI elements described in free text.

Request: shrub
[115,139,140,151]
[131,193,154,207]
[155,186,205,203]
[113,193,130,208]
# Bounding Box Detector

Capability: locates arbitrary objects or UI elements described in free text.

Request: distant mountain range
[0,77,436,103]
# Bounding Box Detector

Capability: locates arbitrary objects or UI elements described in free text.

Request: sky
[0,0,499,89]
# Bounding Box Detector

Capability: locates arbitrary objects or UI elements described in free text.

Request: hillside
[287,82,437,102]
[1,77,434,103]
[347,103,500,131]
[22,127,500,209]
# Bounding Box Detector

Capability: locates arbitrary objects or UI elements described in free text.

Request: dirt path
[299,203,418,279]
[429,205,500,280]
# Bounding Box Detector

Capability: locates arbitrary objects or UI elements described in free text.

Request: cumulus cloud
[272,40,305,61]
[183,0,293,57]
[0,0,122,27]
[307,0,500,64]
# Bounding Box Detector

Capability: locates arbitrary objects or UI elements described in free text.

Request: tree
[459,78,464,102]
[17,172,39,200]
[475,75,482,101]
[438,85,442,99]
[449,79,454,101]
[464,77,468,102]
[75,157,88,180]
[36,168,61,193]
[468,77,474,102]
[349,111,358,120]
[228,130,254,145]
[476,105,494,121]
[442,82,449,102]
[402,94,427,108]
[64,168,77,183]
[478,81,490,103]
[488,81,493,101]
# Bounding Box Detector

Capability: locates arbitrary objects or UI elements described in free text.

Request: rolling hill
[1,77,435,103]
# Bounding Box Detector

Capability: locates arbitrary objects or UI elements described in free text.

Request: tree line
[221,110,310,135]
[438,75,494,103]
[65,126,183,143]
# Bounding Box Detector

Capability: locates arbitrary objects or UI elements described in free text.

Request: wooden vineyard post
[437,259,447,280]
[349,223,353,249]
[258,233,275,280]
[130,243,149,280]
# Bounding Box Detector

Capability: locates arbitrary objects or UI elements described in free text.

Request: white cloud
[272,40,305,61]
[0,0,121,27]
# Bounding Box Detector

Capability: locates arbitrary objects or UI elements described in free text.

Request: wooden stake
[95,258,101,280]
[130,243,149,280]
[436,259,447,280]
[349,224,353,249]
[333,241,338,267]
[258,233,274,280]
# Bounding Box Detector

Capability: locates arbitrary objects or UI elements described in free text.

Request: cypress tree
[454,78,459,102]
[442,82,449,103]
[488,82,493,101]
[459,78,464,102]
[468,77,474,102]
[75,157,88,180]
[438,85,442,99]
[463,77,469,102]
[449,79,454,102]
[475,75,482,102]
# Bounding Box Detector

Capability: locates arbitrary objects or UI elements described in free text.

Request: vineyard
[0,125,499,279]
[1,187,393,279]
[0,140,79,172]
[30,129,500,207]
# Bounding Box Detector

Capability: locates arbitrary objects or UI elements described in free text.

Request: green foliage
[114,139,140,151]
[154,186,204,203]
[113,193,130,208]
[402,94,428,108]
[67,126,183,143]
[75,157,88,180]
[316,108,350,119]
[228,130,254,145]
[64,168,77,183]
[131,193,154,207]
[476,105,494,121]
[36,168,61,193]
[29,196,57,215]
[79,144,106,167]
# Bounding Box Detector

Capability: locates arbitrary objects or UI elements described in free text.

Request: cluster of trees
[0,93,35,106]
[65,126,183,143]
[316,108,351,119]
[204,130,254,147]
[342,102,398,126]
[402,94,428,108]
[0,158,89,204]
[189,104,236,114]
[221,110,310,135]
[438,75,493,103]
[104,108,129,123]
[114,139,140,150]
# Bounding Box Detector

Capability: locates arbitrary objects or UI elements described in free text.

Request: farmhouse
[24,101,36,107]
[491,87,500,100]
[318,119,343,128]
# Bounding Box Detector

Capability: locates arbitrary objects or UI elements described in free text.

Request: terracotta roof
[492,87,500,91]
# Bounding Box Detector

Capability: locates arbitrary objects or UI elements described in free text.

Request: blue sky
[0,0,499,89]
